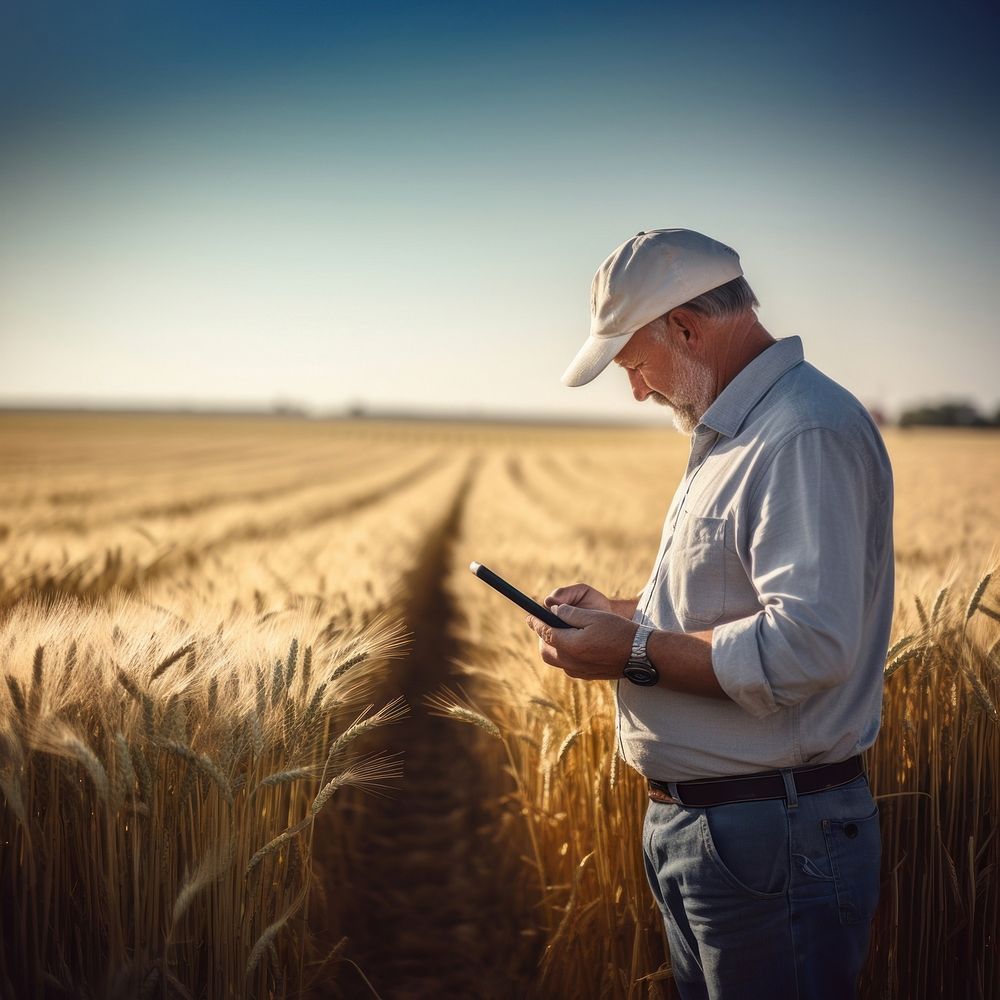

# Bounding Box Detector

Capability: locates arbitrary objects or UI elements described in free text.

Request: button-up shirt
[617,335,894,782]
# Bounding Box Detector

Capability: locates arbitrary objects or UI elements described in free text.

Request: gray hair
[679,275,760,318]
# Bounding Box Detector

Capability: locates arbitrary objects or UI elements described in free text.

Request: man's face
[613,318,716,434]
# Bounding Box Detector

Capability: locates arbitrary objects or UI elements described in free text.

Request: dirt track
[314,457,532,999]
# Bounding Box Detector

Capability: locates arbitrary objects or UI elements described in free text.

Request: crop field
[0,412,997,1000]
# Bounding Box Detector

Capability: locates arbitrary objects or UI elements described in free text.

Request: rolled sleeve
[711,617,779,718]
[711,426,875,717]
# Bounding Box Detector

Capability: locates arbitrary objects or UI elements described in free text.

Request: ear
[664,307,707,351]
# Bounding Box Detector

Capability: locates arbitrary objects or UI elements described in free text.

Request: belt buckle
[647,781,683,806]
[648,787,679,805]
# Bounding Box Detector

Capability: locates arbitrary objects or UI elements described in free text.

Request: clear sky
[1,1,997,422]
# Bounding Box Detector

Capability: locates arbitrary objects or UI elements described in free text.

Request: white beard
[647,348,716,435]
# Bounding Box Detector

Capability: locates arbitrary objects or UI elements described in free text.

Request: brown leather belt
[647,755,865,807]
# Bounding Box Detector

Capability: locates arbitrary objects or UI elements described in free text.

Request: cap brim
[561,330,635,387]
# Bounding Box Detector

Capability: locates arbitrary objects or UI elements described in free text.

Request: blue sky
[1,1,997,420]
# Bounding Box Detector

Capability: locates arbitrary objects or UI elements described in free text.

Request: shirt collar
[698,336,805,438]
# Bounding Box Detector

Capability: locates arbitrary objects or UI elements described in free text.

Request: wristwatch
[624,624,659,686]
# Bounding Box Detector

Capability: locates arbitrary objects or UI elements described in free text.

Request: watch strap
[629,624,655,667]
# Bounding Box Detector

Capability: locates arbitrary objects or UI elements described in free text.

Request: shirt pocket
[668,512,727,628]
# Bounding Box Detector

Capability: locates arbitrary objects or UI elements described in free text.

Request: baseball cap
[561,228,744,387]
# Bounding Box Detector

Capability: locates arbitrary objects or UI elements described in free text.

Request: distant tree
[899,400,991,428]
[271,401,308,418]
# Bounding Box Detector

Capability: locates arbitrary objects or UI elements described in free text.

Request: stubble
[647,350,716,435]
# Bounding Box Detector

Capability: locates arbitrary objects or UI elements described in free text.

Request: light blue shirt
[617,335,895,782]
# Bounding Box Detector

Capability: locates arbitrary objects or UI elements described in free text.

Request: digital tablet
[469,561,575,630]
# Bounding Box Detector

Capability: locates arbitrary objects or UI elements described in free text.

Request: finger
[526,616,554,645]
[544,590,570,609]
[551,603,596,629]
[539,642,590,673]
[558,653,593,673]
[545,584,586,608]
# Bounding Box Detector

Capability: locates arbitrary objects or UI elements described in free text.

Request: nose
[627,368,651,401]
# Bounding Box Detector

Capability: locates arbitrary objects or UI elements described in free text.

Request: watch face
[624,664,658,686]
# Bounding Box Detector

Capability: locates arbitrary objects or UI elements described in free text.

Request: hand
[526,603,640,681]
[543,582,612,614]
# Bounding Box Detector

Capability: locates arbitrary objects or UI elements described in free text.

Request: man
[526,229,893,1000]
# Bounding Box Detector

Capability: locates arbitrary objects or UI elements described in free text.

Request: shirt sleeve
[710,426,878,719]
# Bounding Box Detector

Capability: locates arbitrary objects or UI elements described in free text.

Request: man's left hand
[525,604,639,681]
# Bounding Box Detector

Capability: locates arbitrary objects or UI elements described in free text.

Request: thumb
[552,603,597,627]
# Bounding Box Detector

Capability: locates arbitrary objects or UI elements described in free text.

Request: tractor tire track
[313,454,528,1000]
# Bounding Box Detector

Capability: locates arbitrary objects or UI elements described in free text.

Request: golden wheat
[442,424,1000,999]
[0,417,475,996]
[1,414,997,999]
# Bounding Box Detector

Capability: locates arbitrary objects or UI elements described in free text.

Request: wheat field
[0,412,997,999]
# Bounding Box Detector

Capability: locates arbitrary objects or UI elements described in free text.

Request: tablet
[469,562,575,630]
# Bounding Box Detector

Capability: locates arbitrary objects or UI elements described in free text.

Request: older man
[526,229,893,1000]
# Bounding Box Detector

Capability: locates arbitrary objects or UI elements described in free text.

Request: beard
[646,349,716,435]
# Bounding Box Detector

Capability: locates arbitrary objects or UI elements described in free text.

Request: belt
[647,755,865,807]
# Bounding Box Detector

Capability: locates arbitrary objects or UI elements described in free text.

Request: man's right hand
[544,584,641,620]
[544,583,612,614]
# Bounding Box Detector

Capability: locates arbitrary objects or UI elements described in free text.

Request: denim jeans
[642,773,880,1000]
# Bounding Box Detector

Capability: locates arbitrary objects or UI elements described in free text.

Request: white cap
[561,228,744,387]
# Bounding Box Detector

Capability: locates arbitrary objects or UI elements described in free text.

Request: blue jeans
[642,773,880,1000]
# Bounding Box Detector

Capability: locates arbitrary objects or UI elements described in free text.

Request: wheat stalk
[245,817,311,875]
[284,638,299,689]
[155,740,233,806]
[28,646,43,717]
[112,732,135,809]
[151,642,195,682]
[39,725,110,802]
[328,650,368,683]
[885,645,927,679]
[961,664,999,724]
[301,645,313,691]
[129,742,153,803]
[249,767,315,798]
[171,839,233,927]
[5,676,26,726]
[309,773,349,815]
[425,689,501,739]
[245,888,307,978]
[886,633,918,661]
[270,658,284,708]
[322,697,409,775]
[557,729,582,766]
[965,573,992,623]
[931,585,950,626]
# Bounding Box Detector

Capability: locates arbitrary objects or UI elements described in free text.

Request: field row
[1,414,998,999]
[0,423,478,996]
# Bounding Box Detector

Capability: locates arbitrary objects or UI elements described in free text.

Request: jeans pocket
[699,800,790,899]
[822,804,881,925]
